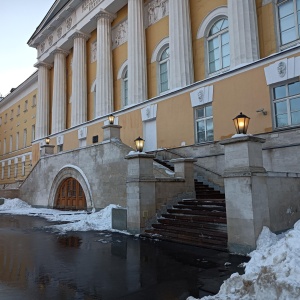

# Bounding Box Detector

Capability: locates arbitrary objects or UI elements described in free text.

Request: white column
[52,48,69,134]
[34,62,52,140]
[71,31,90,127]
[169,0,194,90]
[128,0,147,105]
[228,0,259,68]
[95,11,114,117]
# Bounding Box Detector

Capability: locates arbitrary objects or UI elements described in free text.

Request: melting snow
[187,222,300,300]
[0,198,125,234]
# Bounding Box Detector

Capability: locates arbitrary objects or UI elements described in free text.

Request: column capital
[52,48,70,57]
[93,9,116,22]
[34,61,52,69]
[70,30,91,41]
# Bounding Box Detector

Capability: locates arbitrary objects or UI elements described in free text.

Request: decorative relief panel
[82,0,104,12]
[48,35,53,46]
[40,42,45,53]
[91,40,97,63]
[112,20,128,49]
[57,27,62,38]
[145,0,169,27]
[66,17,73,30]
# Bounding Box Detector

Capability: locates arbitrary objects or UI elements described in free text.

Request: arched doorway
[54,177,87,210]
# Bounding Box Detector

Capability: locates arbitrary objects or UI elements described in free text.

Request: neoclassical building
[1,0,300,252]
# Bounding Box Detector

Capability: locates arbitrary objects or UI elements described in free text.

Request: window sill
[280,40,300,52]
[23,109,28,113]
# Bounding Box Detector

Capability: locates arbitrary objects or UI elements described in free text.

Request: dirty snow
[0,198,125,234]
[187,222,300,300]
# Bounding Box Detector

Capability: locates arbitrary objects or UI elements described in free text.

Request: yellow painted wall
[256,0,277,58]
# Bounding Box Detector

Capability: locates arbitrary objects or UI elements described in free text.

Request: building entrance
[55,177,87,210]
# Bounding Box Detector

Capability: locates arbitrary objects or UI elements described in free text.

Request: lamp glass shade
[134,137,145,152]
[233,112,250,134]
[108,114,115,125]
[45,137,50,145]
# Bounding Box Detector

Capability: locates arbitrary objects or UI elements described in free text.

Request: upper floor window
[24,100,28,112]
[17,105,20,116]
[195,104,214,143]
[122,67,128,107]
[10,109,14,120]
[32,95,37,107]
[278,0,300,46]
[273,80,300,128]
[159,47,170,93]
[207,18,230,74]
[4,113,7,123]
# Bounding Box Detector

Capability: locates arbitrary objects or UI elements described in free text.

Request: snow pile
[187,222,300,300]
[0,198,123,233]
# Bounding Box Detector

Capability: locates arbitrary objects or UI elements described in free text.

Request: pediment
[28,0,71,45]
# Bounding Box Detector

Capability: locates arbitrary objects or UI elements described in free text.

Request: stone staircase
[142,180,228,251]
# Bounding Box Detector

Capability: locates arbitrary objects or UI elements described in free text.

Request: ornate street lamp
[134,137,145,152]
[45,137,50,145]
[108,114,115,125]
[233,112,250,134]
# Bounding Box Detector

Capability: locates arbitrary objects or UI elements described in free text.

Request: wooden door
[55,178,87,210]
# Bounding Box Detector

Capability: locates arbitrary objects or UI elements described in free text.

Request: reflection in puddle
[57,236,82,248]
[0,215,248,299]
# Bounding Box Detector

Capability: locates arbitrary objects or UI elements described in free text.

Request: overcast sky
[0,0,55,97]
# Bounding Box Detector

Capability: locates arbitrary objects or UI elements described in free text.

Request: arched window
[278,0,300,46]
[207,18,230,74]
[159,47,169,93]
[122,67,128,107]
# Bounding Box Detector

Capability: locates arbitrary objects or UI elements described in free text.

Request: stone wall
[20,139,132,210]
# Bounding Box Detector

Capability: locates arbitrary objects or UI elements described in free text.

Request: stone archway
[48,165,93,211]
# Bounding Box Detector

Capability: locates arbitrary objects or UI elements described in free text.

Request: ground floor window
[195,104,214,143]
[273,80,300,128]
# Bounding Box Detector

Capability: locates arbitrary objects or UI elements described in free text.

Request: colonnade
[34,0,259,140]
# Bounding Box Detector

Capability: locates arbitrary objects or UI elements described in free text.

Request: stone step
[158,218,227,233]
[167,208,226,218]
[178,199,226,207]
[161,213,227,224]
[152,223,227,239]
[196,193,225,199]
[142,231,227,251]
[173,204,226,212]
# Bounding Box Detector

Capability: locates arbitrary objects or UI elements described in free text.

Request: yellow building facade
[0,0,299,185]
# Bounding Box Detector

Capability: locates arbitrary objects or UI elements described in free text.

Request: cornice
[0,72,38,111]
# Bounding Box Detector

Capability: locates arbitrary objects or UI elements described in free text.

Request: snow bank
[187,223,300,300]
[0,198,124,234]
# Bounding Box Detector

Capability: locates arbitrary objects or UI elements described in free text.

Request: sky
[0,0,55,97]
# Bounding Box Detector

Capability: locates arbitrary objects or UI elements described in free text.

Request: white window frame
[32,125,35,142]
[207,18,230,75]
[277,0,300,49]
[122,67,129,107]
[195,104,214,144]
[9,135,12,153]
[117,60,129,108]
[158,46,170,94]
[16,132,19,151]
[272,79,300,128]
[3,138,6,154]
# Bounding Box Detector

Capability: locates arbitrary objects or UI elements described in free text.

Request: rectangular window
[32,125,35,141]
[7,162,11,179]
[17,105,20,116]
[1,164,4,180]
[195,105,214,143]
[0,117,2,125]
[23,129,27,148]
[3,138,6,154]
[10,109,13,120]
[278,0,300,46]
[9,135,12,153]
[32,95,36,107]
[14,161,18,178]
[24,100,28,112]
[16,132,19,150]
[273,80,300,128]
[57,144,63,152]
[4,113,7,123]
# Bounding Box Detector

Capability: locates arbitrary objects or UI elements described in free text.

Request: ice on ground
[187,221,300,300]
[0,198,124,234]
